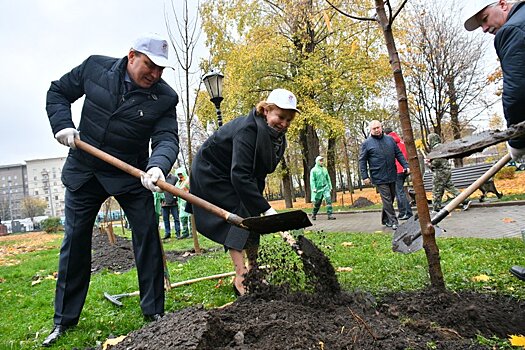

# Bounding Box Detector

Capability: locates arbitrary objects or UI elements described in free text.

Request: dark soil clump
[352,197,375,208]
[103,287,524,350]
[92,229,525,349]
[90,229,203,273]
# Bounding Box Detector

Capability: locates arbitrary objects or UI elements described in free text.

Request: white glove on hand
[507,142,525,161]
[262,207,278,216]
[141,167,165,193]
[54,128,79,149]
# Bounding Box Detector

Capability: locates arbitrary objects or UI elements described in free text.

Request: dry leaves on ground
[0,232,61,266]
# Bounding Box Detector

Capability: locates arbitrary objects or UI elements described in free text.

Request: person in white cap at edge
[463,1,525,282]
[187,88,300,297]
[42,33,179,347]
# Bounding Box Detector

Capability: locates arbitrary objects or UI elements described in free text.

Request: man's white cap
[266,88,300,113]
[463,0,497,31]
[132,33,174,69]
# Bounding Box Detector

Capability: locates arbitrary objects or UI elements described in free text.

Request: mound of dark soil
[90,229,205,273]
[352,197,375,208]
[103,287,525,350]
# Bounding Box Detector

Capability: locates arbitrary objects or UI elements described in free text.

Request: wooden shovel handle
[74,139,246,229]
[432,153,511,224]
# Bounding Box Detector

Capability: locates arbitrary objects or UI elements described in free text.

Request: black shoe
[42,325,70,347]
[144,313,164,322]
[181,234,189,239]
[311,215,316,221]
[327,215,336,220]
[163,234,171,240]
[510,266,525,281]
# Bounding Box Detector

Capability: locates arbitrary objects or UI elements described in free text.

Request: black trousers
[53,177,164,326]
[377,182,398,226]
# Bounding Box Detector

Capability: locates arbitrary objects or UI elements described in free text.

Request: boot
[311,214,316,221]
[327,214,336,220]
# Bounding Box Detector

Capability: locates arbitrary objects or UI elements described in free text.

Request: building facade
[25,157,66,218]
[0,164,28,220]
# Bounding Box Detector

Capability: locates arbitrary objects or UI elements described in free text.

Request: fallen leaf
[103,335,126,349]
[502,217,516,223]
[341,242,353,247]
[31,279,42,286]
[336,267,353,272]
[509,334,525,347]
[471,274,490,282]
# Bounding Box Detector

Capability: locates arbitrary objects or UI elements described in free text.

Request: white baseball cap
[266,88,300,113]
[132,33,174,69]
[463,0,497,31]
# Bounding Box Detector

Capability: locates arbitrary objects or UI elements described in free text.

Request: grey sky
[0,1,501,166]
[0,0,205,165]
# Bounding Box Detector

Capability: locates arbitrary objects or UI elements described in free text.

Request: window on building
[34,176,37,181]
[35,191,39,195]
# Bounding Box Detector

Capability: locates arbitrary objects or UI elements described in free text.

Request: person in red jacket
[384,128,413,220]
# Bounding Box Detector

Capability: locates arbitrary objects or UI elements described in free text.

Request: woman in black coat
[189,88,299,295]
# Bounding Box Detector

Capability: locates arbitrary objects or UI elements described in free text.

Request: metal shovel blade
[241,210,312,234]
[392,215,443,254]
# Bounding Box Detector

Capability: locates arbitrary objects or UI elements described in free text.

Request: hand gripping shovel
[392,153,511,254]
[74,139,312,234]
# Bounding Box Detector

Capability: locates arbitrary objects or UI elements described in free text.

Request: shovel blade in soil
[392,216,443,254]
[241,210,312,234]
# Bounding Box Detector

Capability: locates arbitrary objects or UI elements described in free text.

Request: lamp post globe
[202,69,224,127]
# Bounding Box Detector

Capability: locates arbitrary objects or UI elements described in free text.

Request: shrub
[495,166,516,180]
[40,217,63,233]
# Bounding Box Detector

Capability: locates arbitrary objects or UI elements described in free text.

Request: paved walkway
[308,201,525,239]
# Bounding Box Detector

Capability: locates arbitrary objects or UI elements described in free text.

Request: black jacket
[47,55,179,194]
[359,133,408,185]
[495,2,525,149]
[189,109,286,250]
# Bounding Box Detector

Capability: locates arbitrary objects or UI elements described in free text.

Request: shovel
[104,271,236,306]
[392,153,511,254]
[74,139,312,234]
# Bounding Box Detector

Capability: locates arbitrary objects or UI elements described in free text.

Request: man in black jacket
[464,0,525,282]
[42,33,179,347]
[359,120,409,230]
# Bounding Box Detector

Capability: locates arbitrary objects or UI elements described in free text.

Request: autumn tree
[21,196,47,224]
[402,1,496,167]
[327,0,446,290]
[198,0,390,205]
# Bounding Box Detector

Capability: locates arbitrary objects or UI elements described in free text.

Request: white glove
[54,128,79,149]
[140,167,165,193]
[262,207,278,216]
[507,142,525,161]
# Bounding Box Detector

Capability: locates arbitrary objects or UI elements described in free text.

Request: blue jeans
[395,173,413,218]
[162,206,180,237]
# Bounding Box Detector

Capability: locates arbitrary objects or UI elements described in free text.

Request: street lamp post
[202,69,224,128]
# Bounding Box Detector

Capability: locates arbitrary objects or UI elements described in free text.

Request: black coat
[189,109,286,250]
[495,2,525,149]
[358,133,408,185]
[47,55,179,195]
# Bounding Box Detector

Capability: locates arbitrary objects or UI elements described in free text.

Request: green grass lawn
[0,229,524,349]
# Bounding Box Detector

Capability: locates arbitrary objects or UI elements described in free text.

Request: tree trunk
[375,0,445,290]
[448,78,464,168]
[281,157,294,208]
[300,123,319,204]
[327,137,337,202]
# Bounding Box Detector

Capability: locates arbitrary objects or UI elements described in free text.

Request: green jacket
[310,157,332,201]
